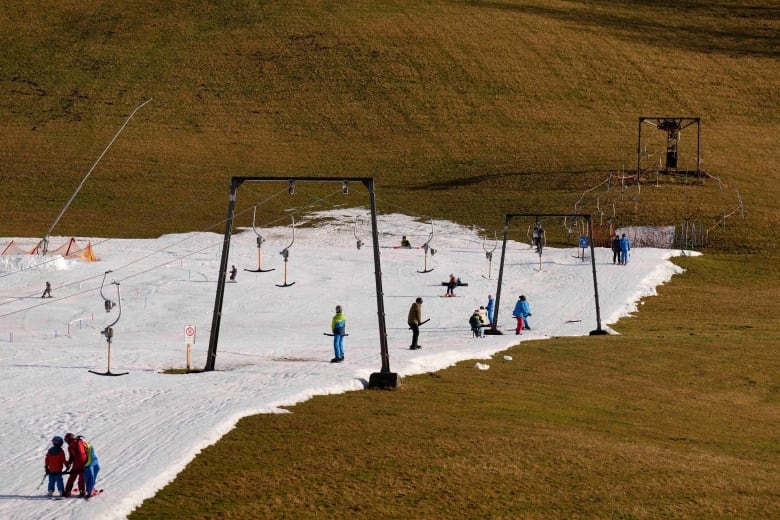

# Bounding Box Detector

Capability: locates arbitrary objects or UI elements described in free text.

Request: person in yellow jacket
[330,305,346,363]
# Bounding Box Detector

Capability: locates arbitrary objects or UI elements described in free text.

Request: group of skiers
[611,233,631,265]
[44,433,100,499]
[331,289,534,357]
[327,227,640,357]
[467,292,535,338]
[465,294,493,338]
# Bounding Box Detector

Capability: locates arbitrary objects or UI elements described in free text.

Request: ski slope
[0,210,696,519]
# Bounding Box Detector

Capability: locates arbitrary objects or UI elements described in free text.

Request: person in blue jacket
[485,294,495,324]
[512,295,532,334]
[619,233,631,265]
[330,305,346,363]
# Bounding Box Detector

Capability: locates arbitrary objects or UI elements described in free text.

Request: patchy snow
[0,210,696,519]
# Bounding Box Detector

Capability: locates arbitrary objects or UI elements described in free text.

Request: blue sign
[579,235,589,248]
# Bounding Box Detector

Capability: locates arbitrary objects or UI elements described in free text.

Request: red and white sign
[184,325,196,343]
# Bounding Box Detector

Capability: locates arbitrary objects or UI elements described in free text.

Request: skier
[63,432,87,497]
[82,438,100,499]
[485,294,495,324]
[533,222,545,253]
[469,309,484,338]
[400,235,412,248]
[611,234,621,264]
[330,305,346,363]
[619,233,631,265]
[407,297,423,350]
[445,274,457,297]
[42,281,52,298]
[44,436,67,497]
[512,295,532,335]
[229,265,238,282]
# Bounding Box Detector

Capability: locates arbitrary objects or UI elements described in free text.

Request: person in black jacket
[611,234,621,264]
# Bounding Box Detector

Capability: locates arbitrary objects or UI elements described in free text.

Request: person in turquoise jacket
[619,233,631,265]
[331,305,346,363]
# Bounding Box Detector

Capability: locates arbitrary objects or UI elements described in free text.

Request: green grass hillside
[2,1,779,518]
[1,1,778,251]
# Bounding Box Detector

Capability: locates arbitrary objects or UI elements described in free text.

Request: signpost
[578,234,589,260]
[185,325,196,371]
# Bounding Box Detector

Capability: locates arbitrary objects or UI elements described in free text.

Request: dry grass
[1,1,778,251]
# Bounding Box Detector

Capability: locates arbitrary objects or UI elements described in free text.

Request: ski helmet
[52,436,64,446]
[64,432,76,444]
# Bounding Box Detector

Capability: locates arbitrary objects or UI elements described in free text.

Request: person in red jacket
[63,432,87,497]
[44,436,67,497]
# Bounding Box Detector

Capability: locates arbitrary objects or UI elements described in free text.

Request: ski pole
[36,473,47,490]
[409,318,431,330]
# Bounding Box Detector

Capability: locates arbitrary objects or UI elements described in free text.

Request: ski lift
[90,273,128,376]
[245,206,275,273]
[276,216,296,287]
[354,215,364,250]
[99,270,116,312]
[482,232,498,279]
[417,220,436,274]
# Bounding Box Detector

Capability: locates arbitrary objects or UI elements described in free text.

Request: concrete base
[483,328,504,335]
[368,371,400,389]
[589,329,609,336]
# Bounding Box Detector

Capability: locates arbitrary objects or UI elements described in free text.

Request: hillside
[1,1,778,251]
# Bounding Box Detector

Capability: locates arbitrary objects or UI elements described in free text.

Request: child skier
[229,265,238,282]
[44,436,67,497]
[445,274,457,297]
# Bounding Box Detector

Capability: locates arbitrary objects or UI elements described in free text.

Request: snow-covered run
[0,210,696,519]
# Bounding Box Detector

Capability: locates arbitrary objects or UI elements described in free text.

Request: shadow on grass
[466,0,780,58]
[408,169,610,190]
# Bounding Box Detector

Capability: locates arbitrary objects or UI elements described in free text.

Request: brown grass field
[1,0,778,517]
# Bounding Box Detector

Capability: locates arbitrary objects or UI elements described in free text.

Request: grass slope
[1,1,778,251]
